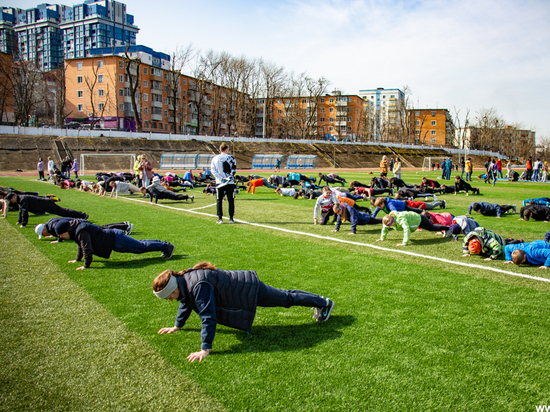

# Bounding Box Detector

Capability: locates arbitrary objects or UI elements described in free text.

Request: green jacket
[462,227,505,260]
[381,211,422,245]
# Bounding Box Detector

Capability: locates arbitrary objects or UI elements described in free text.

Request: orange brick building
[409,108,455,146]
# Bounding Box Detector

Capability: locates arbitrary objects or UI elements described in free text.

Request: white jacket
[211,152,237,187]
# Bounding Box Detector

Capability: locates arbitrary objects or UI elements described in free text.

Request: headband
[153,275,178,299]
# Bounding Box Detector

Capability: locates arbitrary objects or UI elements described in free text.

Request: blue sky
[7,0,550,140]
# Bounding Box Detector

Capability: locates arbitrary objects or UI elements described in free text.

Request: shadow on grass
[100,253,189,268]
[212,314,356,354]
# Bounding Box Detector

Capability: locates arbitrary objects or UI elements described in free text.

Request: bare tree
[452,107,470,162]
[258,59,286,138]
[0,53,14,123]
[123,49,143,132]
[166,44,194,133]
[11,57,43,126]
[397,85,414,144]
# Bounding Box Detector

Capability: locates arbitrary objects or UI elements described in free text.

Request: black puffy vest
[182,269,260,332]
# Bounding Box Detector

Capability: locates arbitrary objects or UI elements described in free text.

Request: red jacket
[427,212,453,226]
[405,200,426,210]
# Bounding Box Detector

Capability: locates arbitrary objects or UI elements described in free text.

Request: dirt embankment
[0,134,498,173]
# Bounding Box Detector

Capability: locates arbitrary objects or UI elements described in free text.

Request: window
[119,74,124,82]
[144,80,148,87]
[97,60,103,68]
[119,88,123,96]
[159,122,163,129]
[329,98,334,103]
[415,120,419,126]
[119,61,123,68]
[347,117,351,122]
[329,117,334,122]
[415,111,419,116]
[119,103,124,111]
[77,90,83,98]
[415,129,420,135]
[144,93,148,101]
[77,76,83,83]
[98,74,103,83]
[320,98,325,103]
[302,99,306,104]
[164,110,168,117]
[431,111,436,116]
[329,107,334,113]
[431,120,436,126]
[98,89,104,97]
[329,126,333,132]
[320,108,325,113]
[320,117,325,122]
[99,103,104,111]
[320,126,324,133]
[431,138,437,144]
[144,107,148,114]
[431,130,436,135]
[77,62,82,70]
[144,67,148,74]
[77,104,83,111]
[144,120,149,128]
[277,109,282,114]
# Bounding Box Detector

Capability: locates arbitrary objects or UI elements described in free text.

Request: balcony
[151,101,163,108]
[151,113,162,121]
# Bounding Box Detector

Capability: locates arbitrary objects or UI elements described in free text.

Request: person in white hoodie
[211,143,237,224]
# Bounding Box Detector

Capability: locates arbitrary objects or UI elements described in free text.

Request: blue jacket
[468,202,501,217]
[505,241,550,266]
[335,204,373,233]
[372,197,406,218]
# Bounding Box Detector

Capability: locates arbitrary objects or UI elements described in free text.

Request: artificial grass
[2,172,550,411]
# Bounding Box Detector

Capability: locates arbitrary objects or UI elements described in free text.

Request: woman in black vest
[153,262,335,362]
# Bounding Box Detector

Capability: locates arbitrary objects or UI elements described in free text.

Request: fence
[0,125,507,160]
[159,153,215,170]
[251,154,284,169]
[285,155,317,169]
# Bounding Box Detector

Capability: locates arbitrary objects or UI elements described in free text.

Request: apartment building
[409,108,455,146]
[358,87,404,141]
[61,0,138,59]
[0,7,21,55]
[2,1,138,72]
[0,51,14,123]
[14,4,67,72]
[256,92,364,140]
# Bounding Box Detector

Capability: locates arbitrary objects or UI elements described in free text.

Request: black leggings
[418,214,449,232]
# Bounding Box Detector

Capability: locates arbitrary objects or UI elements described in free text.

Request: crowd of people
[4,150,549,362]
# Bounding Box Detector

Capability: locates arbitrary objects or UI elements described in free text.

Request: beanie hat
[468,238,482,254]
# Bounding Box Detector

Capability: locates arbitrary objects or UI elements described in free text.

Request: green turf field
[1,170,550,411]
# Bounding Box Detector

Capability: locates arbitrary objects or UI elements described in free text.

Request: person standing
[460,157,465,179]
[496,158,503,179]
[71,158,79,179]
[380,155,389,177]
[37,158,45,180]
[526,156,533,181]
[393,157,402,180]
[139,154,154,188]
[47,156,55,181]
[465,158,473,181]
[211,142,237,224]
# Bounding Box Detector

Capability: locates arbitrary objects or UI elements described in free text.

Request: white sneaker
[217,219,223,224]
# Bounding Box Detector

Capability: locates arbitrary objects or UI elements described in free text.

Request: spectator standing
[139,154,154,188]
[460,157,465,179]
[445,158,453,180]
[37,158,45,180]
[393,157,402,180]
[526,156,533,181]
[380,155,389,177]
[465,158,472,181]
[47,156,55,181]
[211,142,237,224]
[496,158,503,179]
[71,158,79,179]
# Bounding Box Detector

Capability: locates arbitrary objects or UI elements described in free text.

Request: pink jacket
[428,212,453,226]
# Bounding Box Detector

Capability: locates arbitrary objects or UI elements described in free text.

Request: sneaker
[228,219,235,224]
[161,243,175,260]
[191,195,194,203]
[217,219,224,224]
[512,205,517,213]
[390,188,394,196]
[83,214,89,220]
[440,200,446,209]
[126,223,133,235]
[433,194,437,201]
[314,298,334,322]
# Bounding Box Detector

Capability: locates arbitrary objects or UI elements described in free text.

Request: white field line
[121,196,550,284]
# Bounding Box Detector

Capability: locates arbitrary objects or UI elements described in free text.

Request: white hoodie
[211,152,237,187]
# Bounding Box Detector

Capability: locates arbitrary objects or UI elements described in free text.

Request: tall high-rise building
[61,0,139,59]
[358,87,404,141]
[4,1,138,71]
[0,7,22,55]
[14,4,67,71]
